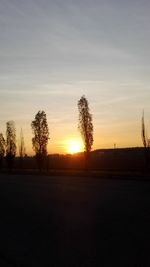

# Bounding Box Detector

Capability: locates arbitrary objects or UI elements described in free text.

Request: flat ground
[0,174,150,267]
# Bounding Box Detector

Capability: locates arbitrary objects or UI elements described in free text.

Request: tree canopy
[31,110,49,156]
[0,133,5,158]
[78,95,93,155]
[6,121,16,157]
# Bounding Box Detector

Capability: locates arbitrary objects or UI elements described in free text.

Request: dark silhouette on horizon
[0,101,149,174]
[31,110,49,171]
[0,133,5,169]
[6,121,16,171]
[18,128,26,169]
[78,95,93,169]
[141,111,150,170]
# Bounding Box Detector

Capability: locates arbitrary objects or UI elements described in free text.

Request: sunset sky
[0,0,150,154]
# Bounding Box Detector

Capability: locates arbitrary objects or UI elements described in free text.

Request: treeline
[0,96,94,171]
[0,148,148,173]
[0,96,149,172]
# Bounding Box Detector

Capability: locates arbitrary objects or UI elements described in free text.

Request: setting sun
[66,139,84,154]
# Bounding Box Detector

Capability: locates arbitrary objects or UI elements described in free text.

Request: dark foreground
[0,174,150,267]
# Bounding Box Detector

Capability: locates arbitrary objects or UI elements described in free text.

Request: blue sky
[0,0,150,154]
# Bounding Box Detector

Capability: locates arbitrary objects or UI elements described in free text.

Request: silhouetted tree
[141,111,150,170]
[18,128,26,169]
[0,133,5,169]
[6,121,16,170]
[78,96,93,168]
[31,111,49,171]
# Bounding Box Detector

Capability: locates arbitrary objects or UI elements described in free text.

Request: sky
[0,0,150,154]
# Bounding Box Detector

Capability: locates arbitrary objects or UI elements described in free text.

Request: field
[0,173,150,266]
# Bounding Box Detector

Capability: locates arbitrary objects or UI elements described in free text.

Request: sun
[67,139,83,154]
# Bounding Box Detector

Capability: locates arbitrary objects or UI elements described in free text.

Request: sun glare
[67,139,83,154]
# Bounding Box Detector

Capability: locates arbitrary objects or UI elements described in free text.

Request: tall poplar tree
[6,121,16,170]
[78,95,93,167]
[31,111,49,170]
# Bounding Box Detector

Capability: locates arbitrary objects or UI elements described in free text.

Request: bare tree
[6,121,16,170]
[18,128,26,169]
[78,96,93,168]
[31,111,49,171]
[0,133,5,169]
[141,111,150,170]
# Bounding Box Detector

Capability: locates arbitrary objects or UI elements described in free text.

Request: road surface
[0,173,150,266]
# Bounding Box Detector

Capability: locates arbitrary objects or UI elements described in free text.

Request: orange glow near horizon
[65,139,84,154]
